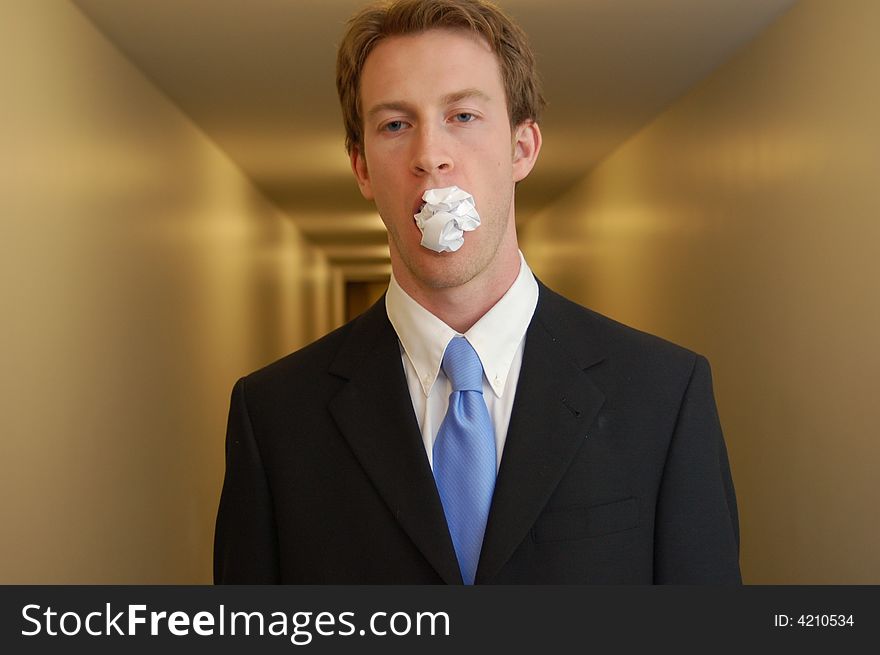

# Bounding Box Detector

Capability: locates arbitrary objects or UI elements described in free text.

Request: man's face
[351,28,540,290]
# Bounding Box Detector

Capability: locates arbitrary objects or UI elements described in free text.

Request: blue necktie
[433,336,497,585]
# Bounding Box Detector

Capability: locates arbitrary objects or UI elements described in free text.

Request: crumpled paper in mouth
[413,186,480,253]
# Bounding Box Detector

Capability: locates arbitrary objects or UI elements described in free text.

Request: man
[214,0,741,584]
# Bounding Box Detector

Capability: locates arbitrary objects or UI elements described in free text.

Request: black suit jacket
[214,282,741,584]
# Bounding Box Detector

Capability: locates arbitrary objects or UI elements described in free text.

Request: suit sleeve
[653,355,742,584]
[213,377,280,583]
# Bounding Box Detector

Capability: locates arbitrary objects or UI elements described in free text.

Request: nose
[411,124,453,176]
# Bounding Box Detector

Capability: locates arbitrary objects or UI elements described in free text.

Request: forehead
[359,28,503,104]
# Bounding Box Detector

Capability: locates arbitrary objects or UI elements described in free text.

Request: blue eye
[454,113,475,122]
[384,120,404,132]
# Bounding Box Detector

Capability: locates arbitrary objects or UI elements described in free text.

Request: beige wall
[0,0,332,582]
[522,0,880,583]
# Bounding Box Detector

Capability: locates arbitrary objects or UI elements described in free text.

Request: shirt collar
[386,251,539,398]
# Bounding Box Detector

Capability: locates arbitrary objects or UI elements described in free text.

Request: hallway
[2,0,877,584]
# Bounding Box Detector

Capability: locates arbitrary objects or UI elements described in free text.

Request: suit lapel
[327,299,462,584]
[476,285,606,583]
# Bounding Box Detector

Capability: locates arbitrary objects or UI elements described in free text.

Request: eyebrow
[442,88,492,106]
[365,88,492,120]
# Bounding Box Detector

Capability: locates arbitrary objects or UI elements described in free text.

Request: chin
[403,244,486,290]
[416,268,477,290]
[389,216,504,291]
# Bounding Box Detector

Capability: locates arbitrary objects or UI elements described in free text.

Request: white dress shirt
[385,251,539,471]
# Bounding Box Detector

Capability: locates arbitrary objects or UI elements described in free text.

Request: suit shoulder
[237,293,393,400]
[239,318,354,398]
[536,284,700,372]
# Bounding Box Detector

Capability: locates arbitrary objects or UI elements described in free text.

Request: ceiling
[71,0,798,265]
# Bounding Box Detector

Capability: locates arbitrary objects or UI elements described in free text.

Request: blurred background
[2,0,877,583]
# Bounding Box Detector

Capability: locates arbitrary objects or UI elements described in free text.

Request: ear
[350,145,374,200]
[511,120,542,183]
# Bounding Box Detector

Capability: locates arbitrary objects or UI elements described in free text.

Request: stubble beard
[388,194,512,291]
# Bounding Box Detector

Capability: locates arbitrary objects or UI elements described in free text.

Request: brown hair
[336,0,546,154]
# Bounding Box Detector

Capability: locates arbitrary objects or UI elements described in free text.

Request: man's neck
[393,245,522,334]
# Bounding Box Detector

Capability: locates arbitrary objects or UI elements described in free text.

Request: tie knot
[441,337,484,392]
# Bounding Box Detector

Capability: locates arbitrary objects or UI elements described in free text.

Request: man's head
[336,0,546,156]
[336,0,544,294]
